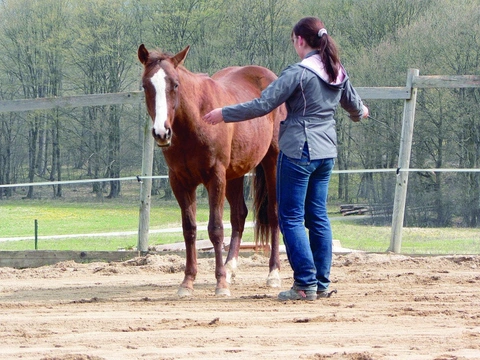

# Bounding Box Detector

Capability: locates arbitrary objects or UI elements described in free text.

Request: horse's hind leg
[261,153,282,288]
[225,176,248,283]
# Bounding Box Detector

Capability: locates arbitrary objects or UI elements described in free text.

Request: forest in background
[0,0,479,228]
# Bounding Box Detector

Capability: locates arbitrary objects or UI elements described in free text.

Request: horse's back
[211,64,285,137]
[212,65,278,97]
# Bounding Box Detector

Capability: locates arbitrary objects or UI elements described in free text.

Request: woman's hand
[362,104,369,119]
[203,108,224,125]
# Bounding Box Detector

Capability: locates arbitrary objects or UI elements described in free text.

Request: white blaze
[150,69,168,137]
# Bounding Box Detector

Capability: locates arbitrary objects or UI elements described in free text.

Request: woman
[203,17,369,301]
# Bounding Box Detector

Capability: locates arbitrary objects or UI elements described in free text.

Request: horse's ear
[138,44,149,65]
[171,46,190,68]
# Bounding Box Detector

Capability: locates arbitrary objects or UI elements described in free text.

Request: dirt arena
[0,251,479,360]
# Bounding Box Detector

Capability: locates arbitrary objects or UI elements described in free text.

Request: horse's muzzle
[152,128,172,147]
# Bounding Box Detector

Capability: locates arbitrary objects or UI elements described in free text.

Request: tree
[0,0,70,198]
[69,0,139,198]
[217,0,297,74]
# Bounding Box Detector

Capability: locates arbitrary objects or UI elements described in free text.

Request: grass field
[1,197,479,254]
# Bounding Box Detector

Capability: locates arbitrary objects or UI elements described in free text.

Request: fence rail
[1,75,479,114]
[412,75,480,88]
[0,91,144,113]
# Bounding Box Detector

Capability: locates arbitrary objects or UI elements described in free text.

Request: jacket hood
[299,52,347,88]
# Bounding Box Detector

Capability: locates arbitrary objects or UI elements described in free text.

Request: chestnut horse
[138,44,285,296]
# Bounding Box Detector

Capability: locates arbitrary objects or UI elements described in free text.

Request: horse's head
[138,44,190,147]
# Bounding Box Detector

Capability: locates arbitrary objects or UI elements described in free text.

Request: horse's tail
[252,165,270,248]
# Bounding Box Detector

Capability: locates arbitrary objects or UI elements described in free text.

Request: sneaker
[278,288,317,301]
[317,289,337,299]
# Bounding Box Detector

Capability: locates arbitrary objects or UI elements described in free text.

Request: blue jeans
[276,143,334,292]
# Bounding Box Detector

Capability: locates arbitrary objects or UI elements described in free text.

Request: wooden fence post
[137,115,154,253]
[389,68,419,253]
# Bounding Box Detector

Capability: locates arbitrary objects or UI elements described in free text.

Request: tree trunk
[50,115,62,198]
[26,117,40,199]
[107,105,121,198]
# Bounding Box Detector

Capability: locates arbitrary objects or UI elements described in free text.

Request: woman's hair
[292,17,340,83]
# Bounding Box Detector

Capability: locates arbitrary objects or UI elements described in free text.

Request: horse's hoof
[177,286,193,297]
[266,269,281,288]
[215,287,231,297]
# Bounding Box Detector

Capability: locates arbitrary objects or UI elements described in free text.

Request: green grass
[332,222,480,254]
[1,200,189,237]
[1,198,479,254]
[0,198,230,251]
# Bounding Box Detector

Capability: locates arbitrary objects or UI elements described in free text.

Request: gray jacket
[222,51,365,160]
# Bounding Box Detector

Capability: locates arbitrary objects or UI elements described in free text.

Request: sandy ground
[0,251,479,360]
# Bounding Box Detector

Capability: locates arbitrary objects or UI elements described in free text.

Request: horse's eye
[174,83,179,90]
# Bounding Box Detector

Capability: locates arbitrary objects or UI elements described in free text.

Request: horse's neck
[175,68,207,124]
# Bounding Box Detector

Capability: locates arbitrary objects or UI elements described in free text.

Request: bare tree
[0,0,69,198]
[69,0,138,198]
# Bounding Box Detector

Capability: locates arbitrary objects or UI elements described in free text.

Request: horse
[137,44,286,297]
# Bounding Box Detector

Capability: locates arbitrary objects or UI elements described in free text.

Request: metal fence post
[389,68,419,253]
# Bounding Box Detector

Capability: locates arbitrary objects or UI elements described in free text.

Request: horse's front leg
[178,213,198,297]
[170,178,198,297]
[206,176,230,296]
